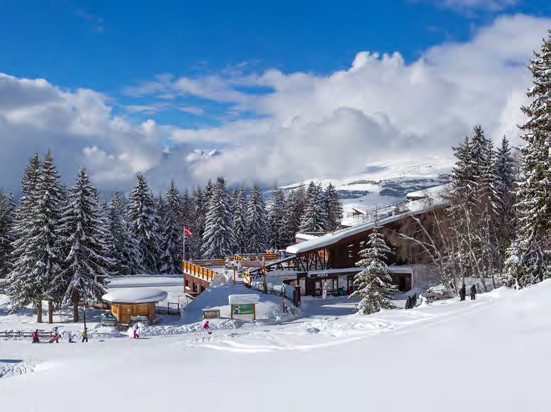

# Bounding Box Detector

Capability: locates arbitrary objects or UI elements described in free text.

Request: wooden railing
[234,252,279,262]
[182,261,222,281]
[191,259,228,267]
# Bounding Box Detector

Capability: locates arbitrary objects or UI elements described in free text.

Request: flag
[184,227,193,236]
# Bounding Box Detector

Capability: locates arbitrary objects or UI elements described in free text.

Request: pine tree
[8,151,64,322]
[50,167,111,322]
[128,174,161,273]
[232,188,248,254]
[187,186,206,259]
[268,185,286,250]
[202,177,234,258]
[0,190,15,278]
[300,182,325,234]
[281,185,307,246]
[350,218,398,314]
[246,185,268,253]
[160,180,183,273]
[494,136,516,266]
[107,191,141,276]
[505,33,551,288]
[324,183,343,231]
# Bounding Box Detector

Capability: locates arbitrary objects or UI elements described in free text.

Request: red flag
[184,227,193,236]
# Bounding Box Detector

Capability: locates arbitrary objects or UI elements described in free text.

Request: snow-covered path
[1,281,551,412]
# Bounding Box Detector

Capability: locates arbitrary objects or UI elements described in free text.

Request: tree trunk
[48,300,53,324]
[37,300,43,323]
[73,293,79,323]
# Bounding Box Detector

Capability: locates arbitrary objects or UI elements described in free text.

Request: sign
[322,280,327,300]
[232,304,255,315]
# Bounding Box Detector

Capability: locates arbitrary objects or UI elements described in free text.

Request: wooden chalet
[247,185,449,299]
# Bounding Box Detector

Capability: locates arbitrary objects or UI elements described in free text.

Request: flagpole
[183,226,186,262]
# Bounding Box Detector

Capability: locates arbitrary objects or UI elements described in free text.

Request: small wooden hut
[102,289,168,325]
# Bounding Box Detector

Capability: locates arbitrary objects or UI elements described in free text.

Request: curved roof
[102,288,168,304]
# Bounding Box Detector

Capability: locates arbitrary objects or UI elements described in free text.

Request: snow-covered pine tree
[450,136,474,195]
[281,185,307,246]
[268,185,286,250]
[107,191,141,276]
[232,188,248,254]
[50,167,111,322]
[187,186,206,259]
[246,185,268,253]
[324,183,343,231]
[202,177,234,258]
[300,181,325,234]
[494,136,516,264]
[0,190,15,278]
[160,180,183,273]
[8,151,64,322]
[505,33,551,287]
[128,174,161,273]
[350,217,398,314]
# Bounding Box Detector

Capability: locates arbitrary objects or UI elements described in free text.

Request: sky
[0,0,549,193]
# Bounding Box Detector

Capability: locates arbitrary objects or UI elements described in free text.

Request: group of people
[459,284,477,301]
[404,293,418,309]
[31,327,88,344]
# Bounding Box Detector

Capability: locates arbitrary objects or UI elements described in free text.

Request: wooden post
[253,304,256,320]
[263,267,267,294]
[48,300,53,324]
[233,265,236,285]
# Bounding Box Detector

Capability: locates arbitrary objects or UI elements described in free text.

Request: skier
[133,323,140,339]
[405,296,412,309]
[82,327,88,343]
[32,329,39,344]
[411,293,418,307]
[203,320,212,335]
[459,284,466,301]
[51,327,59,343]
[282,297,288,313]
[470,284,477,300]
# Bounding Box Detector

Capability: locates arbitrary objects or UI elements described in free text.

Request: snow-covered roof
[406,183,451,200]
[102,288,168,304]
[228,294,260,304]
[286,197,446,255]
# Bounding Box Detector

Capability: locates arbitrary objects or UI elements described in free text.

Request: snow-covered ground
[1,277,550,411]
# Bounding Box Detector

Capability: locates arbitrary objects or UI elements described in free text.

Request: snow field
[1,280,550,412]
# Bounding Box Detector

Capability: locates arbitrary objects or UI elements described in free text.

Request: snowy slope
[1,280,550,412]
[279,155,451,218]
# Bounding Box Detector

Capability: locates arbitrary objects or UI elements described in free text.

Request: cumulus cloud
[154,14,549,186]
[0,14,549,193]
[0,73,164,192]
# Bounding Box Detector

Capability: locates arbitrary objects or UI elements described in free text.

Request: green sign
[232,304,255,315]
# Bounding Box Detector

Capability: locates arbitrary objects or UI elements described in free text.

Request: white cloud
[0,73,164,192]
[154,14,549,187]
[0,14,548,193]
[437,0,518,11]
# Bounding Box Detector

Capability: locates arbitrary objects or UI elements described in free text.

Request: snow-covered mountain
[280,155,452,217]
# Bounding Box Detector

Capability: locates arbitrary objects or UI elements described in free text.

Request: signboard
[322,280,327,300]
[232,304,255,315]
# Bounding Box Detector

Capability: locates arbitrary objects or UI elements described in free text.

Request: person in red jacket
[203,320,212,335]
[32,329,39,344]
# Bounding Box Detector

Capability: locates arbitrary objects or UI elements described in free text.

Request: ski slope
[1,280,550,412]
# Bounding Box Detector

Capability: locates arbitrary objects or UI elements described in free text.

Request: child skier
[51,327,59,343]
[32,329,39,344]
[82,327,88,343]
[203,320,212,335]
[133,323,140,339]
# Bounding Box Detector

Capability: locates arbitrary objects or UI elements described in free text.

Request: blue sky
[0,0,549,191]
